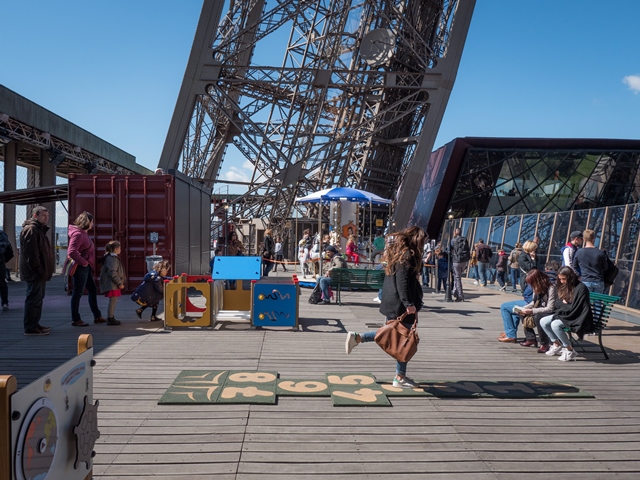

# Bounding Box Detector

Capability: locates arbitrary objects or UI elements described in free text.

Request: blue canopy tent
[295,187,392,276]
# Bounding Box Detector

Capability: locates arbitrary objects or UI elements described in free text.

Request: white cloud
[221,166,250,183]
[623,75,640,94]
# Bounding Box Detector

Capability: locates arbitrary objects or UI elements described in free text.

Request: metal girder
[160,0,475,231]
[0,117,138,176]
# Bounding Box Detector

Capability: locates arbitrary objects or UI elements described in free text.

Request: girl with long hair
[539,266,593,361]
[517,269,556,351]
[344,226,427,388]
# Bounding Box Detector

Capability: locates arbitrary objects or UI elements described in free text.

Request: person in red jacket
[68,212,106,327]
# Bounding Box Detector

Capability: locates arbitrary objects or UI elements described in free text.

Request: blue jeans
[318,277,331,300]
[360,317,413,376]
[478,262,490,285]
[24,279,47,331]
[422,265,431,286]
[488,267,497,284]
[500,299,526,339]
[510,268,520,291]
[540,314,571,347]
[262,258,274,277]
[470,264,479,280]
[582,280,604,294]
[71,265,102,323]
[496,270,506,288]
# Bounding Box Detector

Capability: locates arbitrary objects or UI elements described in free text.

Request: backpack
[308,283,323,304]
[604,257,619,286]
[453,237,471,263]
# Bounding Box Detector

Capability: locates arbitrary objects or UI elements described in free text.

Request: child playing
[131,260,171,322]
[99,240,125,325]
[436,249,448,294]
[345,235,360,266]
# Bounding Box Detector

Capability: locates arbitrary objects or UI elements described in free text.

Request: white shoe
[392,376,419,388]
[499,286,506,291]
[372,296,381,303]
[558,348,577,362]
[345,332,358,354]
[473,281,478,285]
[545,344,563,356]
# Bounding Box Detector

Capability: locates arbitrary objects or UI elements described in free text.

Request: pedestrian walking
[508,243,524,292]
[344,226,426,388]
[450,228,470,301]
[475,239,493,286]
[132,260,171,321]
[572,229,607,293]
[274,236,287,272]
[496,248,508,291]
[262,228,275,277]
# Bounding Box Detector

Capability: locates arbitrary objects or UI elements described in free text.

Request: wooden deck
[2,273,640,479]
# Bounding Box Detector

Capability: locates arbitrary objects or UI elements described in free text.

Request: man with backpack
[450,228,471,302]
[573,229,608,294]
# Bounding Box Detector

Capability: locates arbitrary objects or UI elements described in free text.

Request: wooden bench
[328,268,385,305]
[564,291,620,360]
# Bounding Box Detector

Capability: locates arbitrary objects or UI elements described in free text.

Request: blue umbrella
[295,186,391,205]
[295,187,391,276]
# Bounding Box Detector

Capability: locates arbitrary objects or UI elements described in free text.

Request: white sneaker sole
[345,333,357,355]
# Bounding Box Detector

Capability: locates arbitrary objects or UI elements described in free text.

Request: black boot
[107,317,121,326]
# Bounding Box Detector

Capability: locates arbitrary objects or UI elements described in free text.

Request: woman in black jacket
[262,228,275,277]
[539,266,593,362]
[343,226,426,388]
[517,240,539,290]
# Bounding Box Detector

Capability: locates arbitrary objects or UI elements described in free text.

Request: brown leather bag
[374,312,420,362]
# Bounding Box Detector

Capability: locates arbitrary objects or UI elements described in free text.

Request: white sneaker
[392,376,419,388]
[473,281,478,285]
[372,296,381,303]
[545,344,563,356]
[558,348,577,362]
[345,332,358,354]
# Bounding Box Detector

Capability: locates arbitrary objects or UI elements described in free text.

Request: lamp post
[224,203,229,255]
[445,210,454,302]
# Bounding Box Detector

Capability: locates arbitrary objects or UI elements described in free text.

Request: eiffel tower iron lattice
[159,0,475,231]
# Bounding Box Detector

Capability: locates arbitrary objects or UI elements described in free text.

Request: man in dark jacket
[475,239,493,286]
[19,206,54,336]
[450,228,470,302]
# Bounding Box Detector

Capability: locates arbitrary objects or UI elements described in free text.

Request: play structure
[252,277,300,330]
[164,256,299,330]
[1,334,98,480]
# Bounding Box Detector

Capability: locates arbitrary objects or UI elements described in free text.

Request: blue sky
[2,0,640,191]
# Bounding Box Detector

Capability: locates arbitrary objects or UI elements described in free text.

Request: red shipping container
[68,172,211,291]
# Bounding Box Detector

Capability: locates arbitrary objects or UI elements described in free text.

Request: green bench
[328,268,385,305]
[564,292,620,360]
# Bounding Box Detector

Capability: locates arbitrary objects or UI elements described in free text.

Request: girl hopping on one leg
[131,260,171,322]
[99,241,125,325]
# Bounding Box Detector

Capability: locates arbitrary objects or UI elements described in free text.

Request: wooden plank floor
[2,273,640,479]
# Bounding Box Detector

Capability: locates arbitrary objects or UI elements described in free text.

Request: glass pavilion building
[409,137,640,310]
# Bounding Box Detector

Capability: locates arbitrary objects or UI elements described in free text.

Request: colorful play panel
[159,370,594,407]
[251,277,299,330]
[1,335,99,480]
